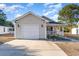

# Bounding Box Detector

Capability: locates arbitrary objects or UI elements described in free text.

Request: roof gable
[15,11,49,22]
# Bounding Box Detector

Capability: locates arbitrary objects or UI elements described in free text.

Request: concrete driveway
[0,39,67,56]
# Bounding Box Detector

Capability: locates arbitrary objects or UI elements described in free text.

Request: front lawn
[56,42,79,56]
[65,33,79,40]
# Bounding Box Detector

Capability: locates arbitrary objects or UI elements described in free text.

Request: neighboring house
[77,21,79,34]
[14,12,65,39]
[71,28,79,34]
[0,26,13,34]
[71,22,79,35]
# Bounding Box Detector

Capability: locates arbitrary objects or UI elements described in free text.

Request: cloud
[49,5,53,8]
[46,14,59,21]
[44,3,51,7]
[0,4,24,11]
[0,4,6,10]
[43,4,62,14]
[10,5,24,10]
[43,3,62,20]
[43,9,58,16]
[0,4,25,13]
[5,5,24,12]
[27,3,34,7]
[15,14,22,18]
[0,4,27,21]
[44,3,56,7]
[43,3,62,21]
[54,4,62,10]
[52,14,59,21]
[43,10,53,16]
[44,3,60,8]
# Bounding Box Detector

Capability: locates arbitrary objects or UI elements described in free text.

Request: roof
[42,16,63,24]
[42,16,53,22]
[49,21,63,24]
[15,11,63,24]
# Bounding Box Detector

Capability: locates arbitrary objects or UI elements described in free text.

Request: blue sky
[0,3,78,21]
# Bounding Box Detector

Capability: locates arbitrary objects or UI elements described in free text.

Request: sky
[0,3,78,21]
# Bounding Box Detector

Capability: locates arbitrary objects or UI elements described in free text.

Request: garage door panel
[21,25,39,39]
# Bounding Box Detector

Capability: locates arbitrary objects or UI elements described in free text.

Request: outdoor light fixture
[18,24,20,27]
[41,24,43,27]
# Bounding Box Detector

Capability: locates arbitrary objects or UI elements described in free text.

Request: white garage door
[21,25,39,39]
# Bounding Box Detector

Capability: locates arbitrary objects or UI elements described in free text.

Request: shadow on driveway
[0,43,40,56]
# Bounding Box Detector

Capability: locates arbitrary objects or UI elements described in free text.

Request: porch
[47,23,65,36]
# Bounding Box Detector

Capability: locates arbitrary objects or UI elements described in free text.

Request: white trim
[47,24,66,26]
[45,24,47,39]
[13,22,16,38]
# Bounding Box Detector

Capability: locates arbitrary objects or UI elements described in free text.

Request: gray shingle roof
[42,16,53,22]
[49,22,63,24]
[42,16,62,24]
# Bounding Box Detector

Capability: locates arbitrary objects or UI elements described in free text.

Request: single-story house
[0,26,13,34]
[71,28,79,34]
[71,21,79,34]
[14,12,65,39]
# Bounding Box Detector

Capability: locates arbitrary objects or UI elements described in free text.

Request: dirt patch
[0,34,15,44]
[64,33,79,38]
[0,34,13,37]
[56,42,79,56]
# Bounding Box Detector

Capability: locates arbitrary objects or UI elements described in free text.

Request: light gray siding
[15,14,47,39]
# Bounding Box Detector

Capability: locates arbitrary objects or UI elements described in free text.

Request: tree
[58,4,79,32]
[0,9,14,27]
[0,9,6,26]
[5,21,14,27]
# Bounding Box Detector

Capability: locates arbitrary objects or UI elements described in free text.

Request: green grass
[47,35,63,39]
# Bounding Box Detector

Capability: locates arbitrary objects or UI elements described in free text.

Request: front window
[47,26,52,31]
[4,28,5,32]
